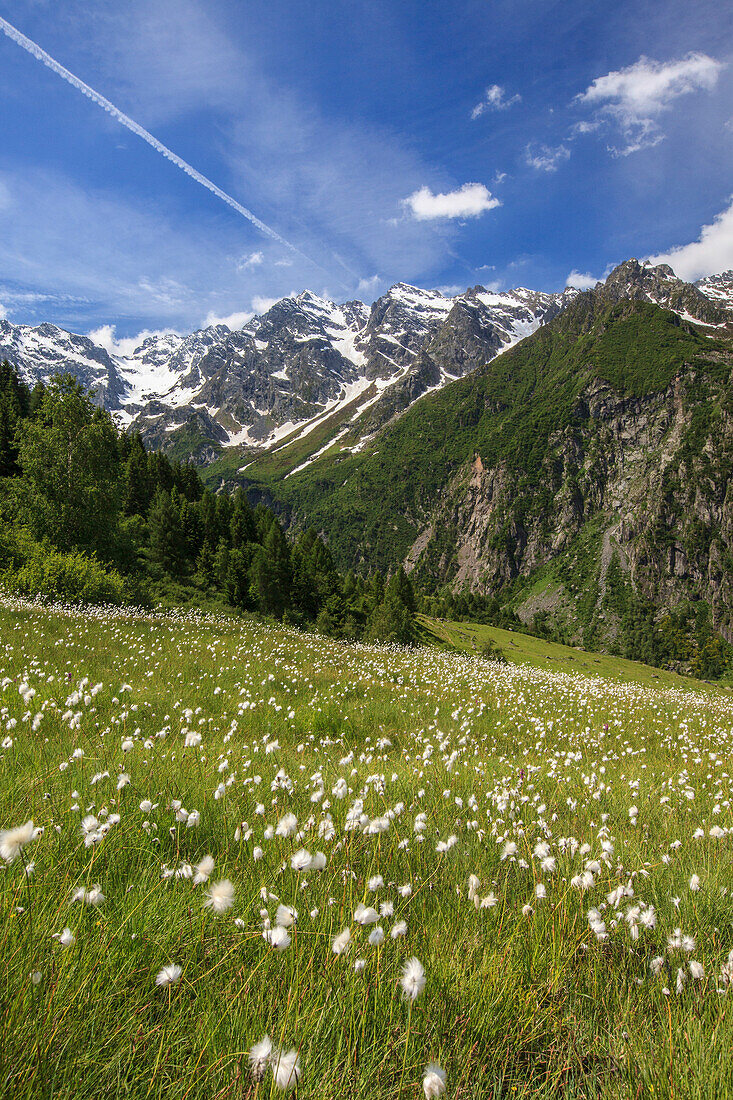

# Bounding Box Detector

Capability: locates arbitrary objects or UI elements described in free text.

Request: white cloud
[0,301,6,320]
[203,309,254,329]
[252,295,281,314]
[356,275,382,297]
[576,53,724,155]
[237,250,264,271]
[565,271,598,290]
[87,323,179,358]
[524,143,570,172]
[471,84,521,119]
[402,183,500,220]
[648,197,733,281]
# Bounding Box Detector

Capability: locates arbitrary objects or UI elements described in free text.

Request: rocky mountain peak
[602,258,729,327]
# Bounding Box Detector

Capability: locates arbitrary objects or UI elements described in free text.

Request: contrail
[0,15,314,265]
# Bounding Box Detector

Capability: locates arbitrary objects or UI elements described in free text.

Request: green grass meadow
[2,597,733,1099]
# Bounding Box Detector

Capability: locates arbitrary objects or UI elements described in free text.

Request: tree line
[0,365,417,644]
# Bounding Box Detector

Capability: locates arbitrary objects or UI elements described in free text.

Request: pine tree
[148,489,186,575]
[12,374,121,556]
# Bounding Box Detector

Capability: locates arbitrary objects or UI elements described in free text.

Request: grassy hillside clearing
[418,615,733,694]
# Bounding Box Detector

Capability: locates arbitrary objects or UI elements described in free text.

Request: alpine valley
[3,258,733,664]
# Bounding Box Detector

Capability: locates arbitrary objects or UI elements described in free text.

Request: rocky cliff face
[408,371,733,642]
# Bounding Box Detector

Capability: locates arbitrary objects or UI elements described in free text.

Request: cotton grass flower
[290,848,312,871]
[0,820,40,864]
[332,927,351,955]
[264,926,291,951]
[57,927,76,947]
[203,879,235,913]
[354,903,379,925]
[272,1047,301,1092]
[248,1035,272,1081]
[401,957,426,1002]
[275,904,297,928]
[155,964,182,987]
[193,855,214,885]
[71,884,105,907]
[423,1063,447,1099]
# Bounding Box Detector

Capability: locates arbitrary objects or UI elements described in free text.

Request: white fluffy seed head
[423,1063,447,1099]
[155,964,182,987]
[204,879,235,913]
[401,957,426,1002]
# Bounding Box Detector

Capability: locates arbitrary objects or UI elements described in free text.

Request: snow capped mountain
[2,260,730,467]
[696,270,733,312]
[0,319,125,409]
[604,259,733,328]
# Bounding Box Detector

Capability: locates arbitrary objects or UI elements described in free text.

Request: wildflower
[249,1035,272,1081]
[689,960,705,980]
[290,849,312,872]
[354,958,366,973]
[535,883,547,899]
[31,970,42,986]
[368,874,384,891]
[72,884,105,906]
[265,926,291,951]
[253,846,264,861]
[639,906,657,930]
[116,773,130,790]
[650,956,665,976]
[311,851,327,870]
[332,927,352,955]
[275,813,298,838]
[689,874,701,892]
[57,927,76,947]
[193,855,214,885]
[275,904,297,928]
[467,874,480,901]
[354,903,379,925]
[423,1063,447,1099]
[155,964,182,987]
[204,879,235,914]
[401,957,426,1002]
[481,893,497,909]
[0,820,40,864]
[368,926,385,946]
[272,1048,301,1092]
[391,920,408,939]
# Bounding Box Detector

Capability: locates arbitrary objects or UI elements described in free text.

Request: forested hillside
[0,364,416,644]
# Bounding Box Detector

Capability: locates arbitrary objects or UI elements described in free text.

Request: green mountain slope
[235,279,733,665]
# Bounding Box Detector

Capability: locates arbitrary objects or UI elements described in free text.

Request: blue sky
[0,0,731,340]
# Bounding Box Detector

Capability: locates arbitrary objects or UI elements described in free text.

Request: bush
[478,638,507,663]
[1,541,126,604]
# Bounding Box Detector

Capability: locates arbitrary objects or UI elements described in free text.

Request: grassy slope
[3,599,733,1099]
[236,298,729,574]
[418,614,731,694]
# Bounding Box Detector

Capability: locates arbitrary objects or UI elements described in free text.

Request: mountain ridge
[5,259,730,470]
